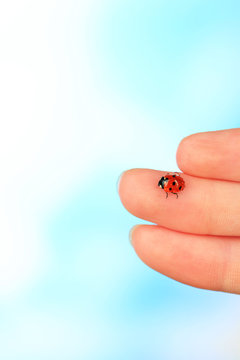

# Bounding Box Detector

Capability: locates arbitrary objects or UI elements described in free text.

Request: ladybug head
[158,176,167,188]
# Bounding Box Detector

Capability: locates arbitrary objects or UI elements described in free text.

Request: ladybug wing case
[165,176,185,192]
[175,177,185,192]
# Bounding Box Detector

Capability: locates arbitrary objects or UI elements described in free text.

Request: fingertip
[129,224,142,247]
[116,171,125,194]
[176,134,193,172]
[117,169,131,196]
[117,168,143,195]
[127,224,234,292]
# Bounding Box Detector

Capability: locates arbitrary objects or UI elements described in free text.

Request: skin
[118,128,240,294]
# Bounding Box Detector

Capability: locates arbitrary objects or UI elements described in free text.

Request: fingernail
[116,171,125,193]
[129,225,139,246]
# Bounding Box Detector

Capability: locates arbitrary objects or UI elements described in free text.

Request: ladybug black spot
[169,187,172,191]
[172,181,176,185]
[172,175,176,177]
[179,186,182,190]
[165,177,169,180]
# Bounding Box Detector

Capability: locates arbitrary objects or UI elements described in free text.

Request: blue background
[0,0,239,359]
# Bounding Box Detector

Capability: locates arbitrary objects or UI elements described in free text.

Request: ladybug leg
[165,192,168,199]
[172,193,178,199]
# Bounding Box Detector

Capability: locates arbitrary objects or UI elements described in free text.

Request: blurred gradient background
[0,0,240,359]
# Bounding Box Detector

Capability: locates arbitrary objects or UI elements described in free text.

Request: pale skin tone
[118,128,240,294]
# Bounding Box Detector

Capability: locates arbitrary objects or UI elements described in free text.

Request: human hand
[118,128,240,294]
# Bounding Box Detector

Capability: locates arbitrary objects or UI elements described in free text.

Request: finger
[118,168,240,236]
[130,224,240,294]
[176,128,240,181]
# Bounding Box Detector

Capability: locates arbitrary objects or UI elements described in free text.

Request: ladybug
[158,173,185,199]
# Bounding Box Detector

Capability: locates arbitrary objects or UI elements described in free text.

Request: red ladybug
[158,173,185,199]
